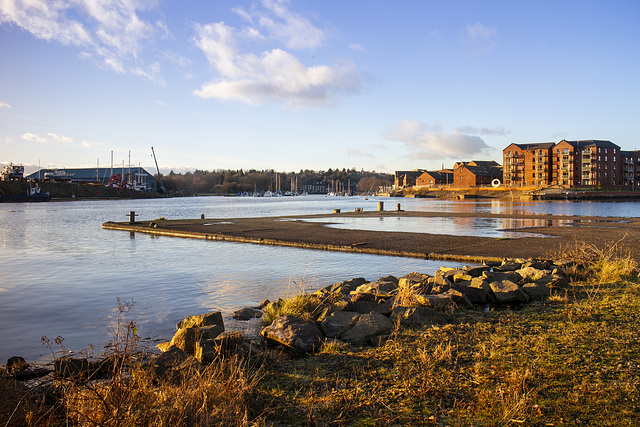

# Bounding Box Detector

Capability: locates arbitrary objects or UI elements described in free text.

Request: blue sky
[1,0,639,175]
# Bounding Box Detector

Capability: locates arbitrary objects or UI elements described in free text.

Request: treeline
[161,168,392,195]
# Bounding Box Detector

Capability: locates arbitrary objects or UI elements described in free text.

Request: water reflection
[301,216,557,238]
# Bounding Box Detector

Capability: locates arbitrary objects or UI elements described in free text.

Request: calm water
[1,196,638,363]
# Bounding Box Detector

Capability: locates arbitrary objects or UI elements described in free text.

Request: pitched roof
[560,139,620,149]
[510,142,555,150]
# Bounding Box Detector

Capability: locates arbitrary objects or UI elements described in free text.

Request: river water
[1,195,638,363]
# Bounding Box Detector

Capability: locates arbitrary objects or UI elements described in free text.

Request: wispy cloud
[0,101,12,108]
[193,1,363,108]
[0,0,162,80]
[463,23,498,54]
[347,148,372,158]
[22,132,73,144]
[349,43,364,51]
[384,119,494,160]
[455,125,508,136]
[82,139,104,148]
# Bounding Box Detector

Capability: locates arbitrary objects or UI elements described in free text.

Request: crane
[151,146,165,192]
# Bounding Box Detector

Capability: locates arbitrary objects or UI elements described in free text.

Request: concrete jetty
[102,210,640,263]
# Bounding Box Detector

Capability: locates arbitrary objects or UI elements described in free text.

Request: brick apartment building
[453,161,502,187]
[504,139,639,188]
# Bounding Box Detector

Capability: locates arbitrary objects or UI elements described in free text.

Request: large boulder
[493,260,523,272]
[177,311,224,330]
[355,276,399,295]
[261,315,323,353]
[320,311,360,338]
[451,282,487,304]
[391,306,446,327]
[490,280,530,304]
[415,293,453,308]
[325,277,369,294]
[233,307,263,320]
[483,270,522,284]
[522,282,552,301]
[170,324,224,355]
[340,312,394,346]
[150,345,200,382]
[463,265,492,277]
[516,267,552,283]
[351,300,391,315]
[196,332,246,364]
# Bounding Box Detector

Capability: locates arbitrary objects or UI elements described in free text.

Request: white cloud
[463,23,498,54]
[347,148,372,158]
[193,12,362,108]
[46,133,73,143]
[21,132,47,143]
[0,101,12,108]
[455,125,508,136]
[349,43,364,51]
[384,119,493,160]
[0,0,162,79]
[81,139,103,148]
[235,0,325,50]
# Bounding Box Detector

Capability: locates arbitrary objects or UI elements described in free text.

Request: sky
[1,0,639,175]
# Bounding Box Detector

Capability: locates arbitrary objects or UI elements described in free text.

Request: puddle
[299,216,563,238]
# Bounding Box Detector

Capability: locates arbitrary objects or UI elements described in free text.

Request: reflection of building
[453,161,502,187]
[503,142,555,187]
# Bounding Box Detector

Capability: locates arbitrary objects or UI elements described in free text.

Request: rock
[177,311,224,330]
[352,300,391,315]
[350,292,377,303]
[6,356,28,374]
[451,283,486,304]
[233,307,263,320]
[535,274,569,289]
[355,276,399,295]
[444,289,473,308]
[516,267,552,283]
[196,332,246,364]
[522,282,552,300]
[463,265,491,277]
[326,277,369,294]
[522,259,552,270]
[261,315,323,353]
[483,270,523,284]
[157,341,172,352]
[433,270,453,292]
[391,306,446,327]
[150,345,195,380]
[340,312,394,346]
[169,324,224,355]
[490,280,530,304]
[53,357,113,379]
[452,272,474,283]
[415,293,453,308]
[320,311,361,338]
[258,299,271,308]
[494,260,523,272]
[264,298,284,313]
[399,273,432,294]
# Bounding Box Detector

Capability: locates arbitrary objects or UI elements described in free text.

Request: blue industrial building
[27,167,158,192]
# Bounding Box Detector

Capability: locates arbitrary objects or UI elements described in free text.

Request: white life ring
[491,179,501,188]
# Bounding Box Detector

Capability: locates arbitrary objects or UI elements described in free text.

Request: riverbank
[103,209,640,263]
[3,249,639,426]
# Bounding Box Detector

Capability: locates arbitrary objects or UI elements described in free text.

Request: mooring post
[378,201,384,211]
[201,214,205,219]
[397,203,401,211]
[128,211,137,224]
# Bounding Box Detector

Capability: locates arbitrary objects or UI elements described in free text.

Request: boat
[44,168,74,182]
[0,185,50,203]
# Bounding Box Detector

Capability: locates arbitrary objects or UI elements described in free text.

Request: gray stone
[451,283,486,304]
[355,277,399,295]
[327,277,369,294]
[494,260,523,272]
[391,306,446,327]
[483,270,523,284]
[415,293,453,308]
[463,265,492,277]
[516,267,552,283]
[352,300,392,315]
[196,332,245,364]
[261,315,323,353]
[233,307,263,320]
[340,312,394,346]
[444,288,474,308]
[177,311,224,330]
[490,280,530,304]
[522,282,552,301]
[320,311,360,338]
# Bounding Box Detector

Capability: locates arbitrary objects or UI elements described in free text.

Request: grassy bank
[3,247,639,426]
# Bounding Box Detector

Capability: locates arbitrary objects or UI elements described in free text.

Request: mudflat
[103,209,640,263]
